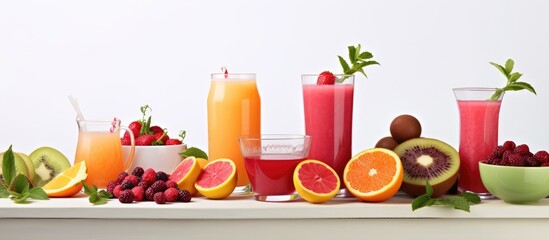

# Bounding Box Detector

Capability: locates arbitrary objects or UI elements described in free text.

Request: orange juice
[208,73,261,187]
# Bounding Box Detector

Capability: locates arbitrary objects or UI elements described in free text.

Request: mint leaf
[2,145,16,185]
[411,181,480,212]
[508,72,522,83]
[336,44,379,82]
[505,59,514,74]
[11,191,29,203]
[507,82,536,94]
[358,51,373,60]
[490,62,507,76]
[425,181,433,196]
[82,180,93,195]
[29,187,49,200]
[412,195,432,211]
[180,147,208,160]
[81,181,110,205]
[348,46,357,63]
[89,192,99,203]
[93,198,108,205]
[338,56,351,73]
[489,59,535,100]
[460,192,481,204]
[98,190,112,199]
[11,174,29,194]
[0,183,9,198]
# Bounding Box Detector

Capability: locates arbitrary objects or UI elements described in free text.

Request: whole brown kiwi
[375,136,399,150]
[390,114,422,143]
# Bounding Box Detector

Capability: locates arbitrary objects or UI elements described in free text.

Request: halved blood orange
[294,160,340,203]
[194,158,237,199]
[343,148,403,202]
[169,156,202,196]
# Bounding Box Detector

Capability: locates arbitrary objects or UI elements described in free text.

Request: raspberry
[137,181,149,189]
[124,175,139,185]
[166,180,179,189]
[514,144,531,156]
[524,156,540,167]
[121,180,135,190]
[113,185,123,198]
[119,190,135,203]
[502,150,513,161]
[503,141,516,151]
[131,186,145,202]
[541,162,549,167]
[150,180,167,193]
[106,180,117,195]
[116,172,129,184]
[489,146,505,159]
[156,171,169,182]
[132,167,145,177]
[154,192,167,204]
[142,168,157,185]
[178,190,192,202]
[534,150,549,163]
[487,158,501,165]
[145,187,156,201]
[507,154,526,166]
[164,188,179,202]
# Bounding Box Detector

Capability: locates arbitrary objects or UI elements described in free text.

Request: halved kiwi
[393,138,459,197]
[0,152,34,182]
[29,147,71,187]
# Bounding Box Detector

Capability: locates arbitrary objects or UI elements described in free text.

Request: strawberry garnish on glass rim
[317,43,379,85]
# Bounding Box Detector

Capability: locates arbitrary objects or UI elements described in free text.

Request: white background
[1,0,548,163]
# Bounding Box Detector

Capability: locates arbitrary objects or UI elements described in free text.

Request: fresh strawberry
[150,126,164,134]
[135,134,156,146]
[165,139,182,145]
[154,132,169,144]
[317,71,336,85]
[128,121,142,137]
[120,137,132,146]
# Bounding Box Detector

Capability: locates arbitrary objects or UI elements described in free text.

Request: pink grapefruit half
[194,158,237,199]
[169,157,202,196]
[294,160,340,203]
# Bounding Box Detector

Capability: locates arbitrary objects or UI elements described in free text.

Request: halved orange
[42,161,87,197]
[343,148,403,202]
[195,158,237,199]
[169,156,202,196]
[294,160,340,203]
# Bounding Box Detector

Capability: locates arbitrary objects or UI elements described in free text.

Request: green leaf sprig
[180,147,208,160]
[0,145,49,203]
[139,104,153,135]
[489,59,536,100]
[412,181,481,212]
[337,44,379,82]
[81,180,112,205]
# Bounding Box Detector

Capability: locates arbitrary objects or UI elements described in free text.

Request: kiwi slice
[29,147,71,187]
[0,152,34,182]
[393,138,460,197]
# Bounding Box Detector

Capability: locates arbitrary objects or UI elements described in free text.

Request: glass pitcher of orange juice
[208,73,261,188]
[75,118,135,188]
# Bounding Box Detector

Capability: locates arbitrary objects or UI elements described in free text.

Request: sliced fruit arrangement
[294,160,340,204]
[484,140,549,167]
[121,105,186,146]
[42,161,87,197]
[343,148,403,202]
[195,159,237,199]
[0,151,35,183]
[169,156,202,196]
[393,138,459,198]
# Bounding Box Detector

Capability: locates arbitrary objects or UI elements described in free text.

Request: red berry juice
[302,83,354,182]
[457,100,502,193]
[244,155,306,196]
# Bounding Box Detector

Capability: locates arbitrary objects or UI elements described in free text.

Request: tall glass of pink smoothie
[454,88,503,198]
[302,74,354,191]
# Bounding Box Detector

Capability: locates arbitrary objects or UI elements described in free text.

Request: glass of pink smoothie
[302,74,354,195]
[454,87,504,199]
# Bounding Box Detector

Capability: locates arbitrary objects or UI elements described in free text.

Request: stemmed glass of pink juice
[239,134,311,202]
[454,88,503,198]
[208,73,261,190]
[302,74,354,190]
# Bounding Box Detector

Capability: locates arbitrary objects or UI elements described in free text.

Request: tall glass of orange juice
[75,119,135,188]
[208,73,261,188]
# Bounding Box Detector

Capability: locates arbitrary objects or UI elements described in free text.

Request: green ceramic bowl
[479,162,549,203]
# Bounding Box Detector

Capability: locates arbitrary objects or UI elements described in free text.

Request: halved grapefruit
[294,160,340,203]
[343,148,403,202]
[194,158,237,199]
[169,156,202,196]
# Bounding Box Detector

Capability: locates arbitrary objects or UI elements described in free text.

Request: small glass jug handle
[120,127,136,171]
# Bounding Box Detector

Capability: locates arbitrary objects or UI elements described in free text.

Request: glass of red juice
[302,74,354,195]
[239,134,311,202]
[454,88,503,199]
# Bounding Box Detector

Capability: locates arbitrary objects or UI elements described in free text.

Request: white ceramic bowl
[122,144,187,173]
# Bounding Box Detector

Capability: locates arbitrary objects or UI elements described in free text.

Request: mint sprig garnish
[81,180,112,205]
[337,44,379,82]
[1,145,49,203]
[411,181,481,212]
[489,59,536,100]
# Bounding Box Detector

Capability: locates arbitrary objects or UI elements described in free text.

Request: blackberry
[119,190,135,203]
[178,190,192,202]
[145,187,156,201]
[150,180,167,193]
[156,171,169,182]
[154,192,167,204]
[121,180,135,190]
[116,172,129,184]
[132,167,145,177]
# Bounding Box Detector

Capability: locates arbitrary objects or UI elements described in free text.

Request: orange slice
[195,158,237,199]
[169,157,202,196]
[294,160,340,203]
[343,148,403,202]
[42,161,87,197]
